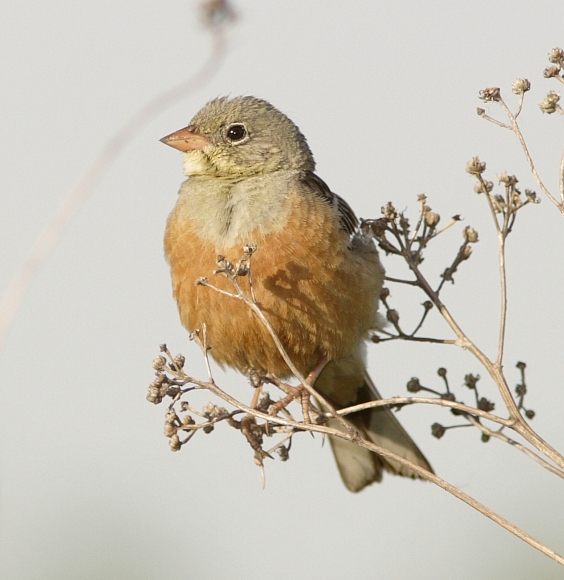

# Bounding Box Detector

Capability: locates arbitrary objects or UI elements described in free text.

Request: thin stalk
[188,371,564,567]
[497,97,563,212]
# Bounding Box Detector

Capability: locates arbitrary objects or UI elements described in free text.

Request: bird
[160,96,433,491]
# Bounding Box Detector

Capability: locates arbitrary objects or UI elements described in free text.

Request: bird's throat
[176,172,293,250]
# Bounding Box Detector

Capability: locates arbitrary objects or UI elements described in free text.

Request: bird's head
[160,96,315,179]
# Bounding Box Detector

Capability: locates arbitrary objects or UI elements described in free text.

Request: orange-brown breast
[164,189,383,379]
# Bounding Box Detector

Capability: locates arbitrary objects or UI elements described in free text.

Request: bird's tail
[319,366,433,492]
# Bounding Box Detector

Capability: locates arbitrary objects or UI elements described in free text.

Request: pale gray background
[1,1,564,578]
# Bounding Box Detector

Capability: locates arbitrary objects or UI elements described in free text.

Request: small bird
[161,96,432,491]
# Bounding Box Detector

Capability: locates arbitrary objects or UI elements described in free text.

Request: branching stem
[497,97,564,213]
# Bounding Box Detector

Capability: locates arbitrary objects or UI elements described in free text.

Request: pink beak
[160,125,211,151]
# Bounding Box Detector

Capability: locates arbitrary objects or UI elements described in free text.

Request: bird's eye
[226,124,247,142]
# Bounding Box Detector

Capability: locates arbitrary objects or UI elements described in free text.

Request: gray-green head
[160,96,315,178]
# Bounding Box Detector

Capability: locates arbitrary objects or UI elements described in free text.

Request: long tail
[319,366,433,492]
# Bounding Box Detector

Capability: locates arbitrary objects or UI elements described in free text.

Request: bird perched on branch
[161,96,432,491]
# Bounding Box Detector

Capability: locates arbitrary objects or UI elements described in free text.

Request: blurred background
[1,1,564,578]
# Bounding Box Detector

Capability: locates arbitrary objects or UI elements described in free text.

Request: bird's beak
[160,126,211,151]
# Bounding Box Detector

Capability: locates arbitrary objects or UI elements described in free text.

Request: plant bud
[463,226,479,243]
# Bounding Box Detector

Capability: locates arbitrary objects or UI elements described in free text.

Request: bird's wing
[300,171,359,236]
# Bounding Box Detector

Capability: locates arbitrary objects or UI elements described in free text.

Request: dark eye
[226,124,247,142]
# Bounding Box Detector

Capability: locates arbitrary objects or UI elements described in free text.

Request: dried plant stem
[479,112,511,129]
[385,275,419,286]
[338,397,515,427]
[184,369,564,566]
[402,252,564,472]
[512,420,564,471]
[560,146,564,203]
[338,397,564,479]
[377,331,456,345]
[199,323,215,382]
[514,91,525,118]
[409,196,427,243]
[497,97,564,213]
[481,175,503,235]
[347,434,564,566]
[464,416,564,480]
[434,216,461,236]
[408,311,430,337]
[496,234,508,366]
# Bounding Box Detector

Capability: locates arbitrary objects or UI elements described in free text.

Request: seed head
[425,211,440,227]
[540,91,561,114]
[463,226,479,243]
[474,180,493,194]
[477,397,495,412]
[169,434,181,451]
[464,374,480,389]
[511,78,531,94]
[381,202,398,221]
[466,157,486,176]
[431,423,446,439]
[498,172,518,186]
[406,377,421,393]
[152,356,166,370]
[525,190,539,203]
[543,66,561,79]
[548,47,564,64]
[387,309,400,324]
[479,87,501,102]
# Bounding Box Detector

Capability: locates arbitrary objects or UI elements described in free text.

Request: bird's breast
[164,176,384,377]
